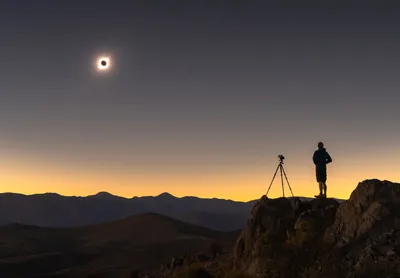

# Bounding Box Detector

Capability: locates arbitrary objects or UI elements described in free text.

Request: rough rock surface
[235,180,400,278]
[324,179,400,246]
[291,202,337,245]
[323,179,400,277]
[233,195,339,276]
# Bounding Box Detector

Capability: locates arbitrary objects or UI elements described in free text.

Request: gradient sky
[0,1,399,201]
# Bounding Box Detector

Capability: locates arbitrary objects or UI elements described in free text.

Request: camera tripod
[266,155,294,198]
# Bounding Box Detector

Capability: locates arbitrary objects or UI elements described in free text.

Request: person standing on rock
[313,142,332,197]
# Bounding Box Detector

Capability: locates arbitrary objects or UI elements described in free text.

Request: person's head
[318,142,324,149]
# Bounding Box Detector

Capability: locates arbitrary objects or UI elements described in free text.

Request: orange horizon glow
[1,149,399,202]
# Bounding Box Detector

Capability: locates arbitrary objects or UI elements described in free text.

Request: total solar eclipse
[96,56,111,72]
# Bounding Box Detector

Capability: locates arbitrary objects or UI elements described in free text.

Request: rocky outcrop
[354,229,400,273]
[324,179,400,246]
[233,195,339,276]
[233,197,295,273]
[232,179,400,278]
[323,180,400,277]
[290,202,337,245]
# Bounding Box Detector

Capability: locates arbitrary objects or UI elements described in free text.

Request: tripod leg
[266,164,280,197]
[281,165,294,197]
[280,165,285,197]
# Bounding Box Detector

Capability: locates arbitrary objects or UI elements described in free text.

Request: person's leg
[316,167,324,196]
[321,168,327,197]
[315,183,322,197]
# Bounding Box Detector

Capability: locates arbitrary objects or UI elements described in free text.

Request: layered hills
[0,192,257,231]
[0,212,238,278]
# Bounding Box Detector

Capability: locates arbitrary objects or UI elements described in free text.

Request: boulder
[233,195,339,275]
[290,203,338,245]
[324,179,400,246]
[233,196,299,271]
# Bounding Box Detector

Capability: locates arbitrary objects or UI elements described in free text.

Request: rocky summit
[154,179,400,278]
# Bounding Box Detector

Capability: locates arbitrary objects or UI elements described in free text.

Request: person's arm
[326,152,332,164]
[313,151,317,165]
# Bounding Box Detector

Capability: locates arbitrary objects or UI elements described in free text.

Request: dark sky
[0,1,399,200]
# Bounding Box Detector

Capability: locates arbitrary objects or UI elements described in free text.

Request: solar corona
[96,56,111,72]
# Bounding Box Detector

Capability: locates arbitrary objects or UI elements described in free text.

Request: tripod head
[278,154,285,164]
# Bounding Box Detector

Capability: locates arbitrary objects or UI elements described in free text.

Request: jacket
[313,148,332,168]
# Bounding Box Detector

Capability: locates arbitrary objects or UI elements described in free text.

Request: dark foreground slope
[0,213,239,278]
[156,179,400,278]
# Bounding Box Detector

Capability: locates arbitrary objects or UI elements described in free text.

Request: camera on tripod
[266,154,294,198]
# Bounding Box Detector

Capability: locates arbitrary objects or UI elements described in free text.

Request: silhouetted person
[313,142,332,197]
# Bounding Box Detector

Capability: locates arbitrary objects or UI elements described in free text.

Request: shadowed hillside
[0,212,239,278]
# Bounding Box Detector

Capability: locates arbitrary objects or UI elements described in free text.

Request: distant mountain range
[0,192,343,231]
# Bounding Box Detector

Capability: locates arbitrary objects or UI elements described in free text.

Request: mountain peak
[157,192,176,198]
[95,191,114,197]
[89,191,124,200]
